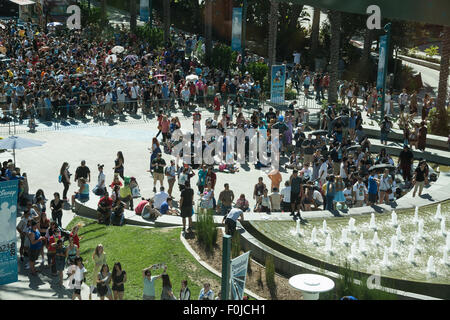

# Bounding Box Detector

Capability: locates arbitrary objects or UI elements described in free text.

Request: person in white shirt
[280,181,291,212]
[153,187,169,210]
[312,188,324,210]
[352,176,367,207]
[198,282,214,300]
[222,208,244,236]
[70,257,87,300]
[318,158,329,186]
[398,88,409,114]
[343,184,353,208]
[300,163,313,181]
[117,84,126,113]
[104,87,113,117]
[293,50,301,65]
[94,164,106,195]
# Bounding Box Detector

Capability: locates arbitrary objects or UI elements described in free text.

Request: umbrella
[0,136,45,164]
[186,74,198,82]
[111,45,125,54]
[124,54,138,62]
[154,74,165,78]
[310,130,328,136]
[105,54,118,64]
[47,22,63,27]
[369,163,395,172]
[347,145,361,152]
[0,23,5,30]
[39,46,50,52]
[70,73,84,78]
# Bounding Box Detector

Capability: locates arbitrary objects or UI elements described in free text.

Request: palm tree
[310,7,320,65]
[327,9,341,105]
[205,0,213,65]
[130,0,137,32]
[268,0,279,68]
[101,0,107,26]
[163,0,171,45]
[435,26,450,136]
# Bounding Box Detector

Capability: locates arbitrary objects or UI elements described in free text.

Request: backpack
[58,175,62,183]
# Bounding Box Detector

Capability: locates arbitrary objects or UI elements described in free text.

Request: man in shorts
[28,220,45,275]
[180,181,194,233]
[151,153,166,193]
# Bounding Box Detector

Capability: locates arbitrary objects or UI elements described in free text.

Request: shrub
[196,207,217,253]
[210,44,238,73]
[135,24,164,49]
[246,62,269,87]
[285,89,297,100]
[265,255,276,291]
[424,45,439,58]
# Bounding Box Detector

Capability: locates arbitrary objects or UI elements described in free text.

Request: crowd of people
[4,14,441,301]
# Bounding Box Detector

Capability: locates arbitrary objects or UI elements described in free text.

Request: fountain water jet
[382,247,390,267]
[369,213,377,231]
[348,242,358,261]
[426,256,436,275]
[295,219,301,236]
[396,225,404,242]
[341,228,350,246]
[322,220,328,234]
[434,204,442,221]
[348,218,357,233]
[311,227,318,245]
[372,232,380,246]
[413,234,421,253]
[441,217,447,237]
[391,210,398,228]
[418,219,425,239]
[324,234,333,254]
[413,206,419,224]
[390,235,399,255]
[407,245,415,264]
[442,247,449,266]
[359,233,367,254]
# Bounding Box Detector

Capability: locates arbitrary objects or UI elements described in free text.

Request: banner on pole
[231,7,242,52]
[270,65,286,104]
[0,180,19,286]
[140,0,149,22]
[230,251,250,300]
[376,35,388,90]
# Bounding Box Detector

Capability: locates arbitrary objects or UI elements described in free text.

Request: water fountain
[359,233,367,255]
[391,210,398,228]
[311,227,319,245]
[348,242,359,261]
[369,213,377,231]
[442,247,449,266]
[413,206,419,224]
[413,234,421,253]
[390,235,399,256]
[324,234,333,254]
[441,217,447,237]
[295,219,301,236]
[426,256,436,275]
[372,231,381,247]
[407,245,415,264]
[341,228,350,246]
[382,246,390,268]
[418,219,425,239]
[322,220,328,235]
[396,225,405,243]
[434,203,442,221]
[348,218,357,233]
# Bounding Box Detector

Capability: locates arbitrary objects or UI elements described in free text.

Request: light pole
[241,0,248,69]
[380,22,391,120]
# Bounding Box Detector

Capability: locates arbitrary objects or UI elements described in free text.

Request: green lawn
[66,217,221,300]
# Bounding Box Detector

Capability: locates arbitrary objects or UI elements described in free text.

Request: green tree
[434,26,450,136]
[425,45,439,58]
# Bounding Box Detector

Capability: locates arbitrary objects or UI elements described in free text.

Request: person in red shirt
[47,225,61,276]
[70,225,83,249]
[213,93,221,121]
[97,192,113,224]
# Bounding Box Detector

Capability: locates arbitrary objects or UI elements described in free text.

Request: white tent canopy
[8,0,35,5]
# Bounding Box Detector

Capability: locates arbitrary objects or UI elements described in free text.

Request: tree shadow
[419,194,434,201]
[371,205,385,213]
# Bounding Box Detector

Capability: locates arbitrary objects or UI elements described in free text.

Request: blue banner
[140,0,149,22]
[0,180,19,286]
[231,8,242,52]
[376,35,388,90]
[270,65,286,104]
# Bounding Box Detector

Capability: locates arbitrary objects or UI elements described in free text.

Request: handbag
[58,175,62,183]
[131,186,141,198]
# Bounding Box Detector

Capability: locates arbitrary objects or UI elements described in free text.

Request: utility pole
[221,235,232,300]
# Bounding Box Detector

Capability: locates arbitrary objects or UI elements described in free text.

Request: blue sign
[270,65,286,104]
[230,251,250,300]
[0,180,19,286]
[140,0,150,22]
[231,8,242,52]
[376,35,388,89]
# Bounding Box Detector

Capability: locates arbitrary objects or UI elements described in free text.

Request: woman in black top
[50,192,63,227]
[111,262,127,300]
[60,162,71,201]
[113,151,124,179]
[412,161,427,197]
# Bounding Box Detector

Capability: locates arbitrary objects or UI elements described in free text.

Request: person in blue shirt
[367,172,379,205]
[159,197,178,215]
